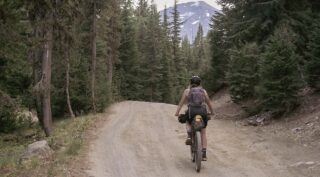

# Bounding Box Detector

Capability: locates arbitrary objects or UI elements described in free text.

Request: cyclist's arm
[204,90,214,114]
[175,89,187,116]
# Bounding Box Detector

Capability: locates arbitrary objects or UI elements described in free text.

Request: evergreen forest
[1,0,320,136]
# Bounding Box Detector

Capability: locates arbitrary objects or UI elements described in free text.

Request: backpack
[188,87,205,107]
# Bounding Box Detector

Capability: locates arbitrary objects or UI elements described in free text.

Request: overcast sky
[135,0,221,11]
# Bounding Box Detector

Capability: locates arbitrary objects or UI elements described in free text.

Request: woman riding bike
[175,76,214,161]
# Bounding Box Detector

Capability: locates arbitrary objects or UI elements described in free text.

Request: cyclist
[175,76,214,161]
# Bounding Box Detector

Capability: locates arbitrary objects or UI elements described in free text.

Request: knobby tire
[191,141,195,162]
[195,131,202,172]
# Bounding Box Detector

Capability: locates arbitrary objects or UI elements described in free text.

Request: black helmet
[190,76,201,86]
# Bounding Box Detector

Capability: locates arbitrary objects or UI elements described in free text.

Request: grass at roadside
[0,114,99,177]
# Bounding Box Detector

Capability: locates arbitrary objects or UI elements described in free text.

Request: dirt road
[86,101,320,177]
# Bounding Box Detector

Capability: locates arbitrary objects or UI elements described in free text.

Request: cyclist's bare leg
[186,122,191,132]
[201,128,207,160]
[200,128,207,148]
[185,123,192,145]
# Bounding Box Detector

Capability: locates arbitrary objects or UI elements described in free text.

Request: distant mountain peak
[160,1,219,41]
[184,1,209,6]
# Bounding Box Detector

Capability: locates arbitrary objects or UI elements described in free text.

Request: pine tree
[105,0,121,103]
[171,0,186,101]
[228,43,259,102]
[134,0,150,100]
[160,5,175,103]
[181,36,193,75]
[203,13,229,93]
[51,0,82,118]
[143,2,164,101]
[118,0,140,100]
[192,23,210,75]
[0,0,31,103]
[28,0,55,136]
[0,0,31,132]
[90,0,97,113]
[0,0,124,133]
[171,0,182,64]
[306,16,320,89]
[257,26,301,114]
[204,0,314,115]
[68,1,92,114]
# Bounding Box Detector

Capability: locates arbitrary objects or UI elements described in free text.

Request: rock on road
[86,101,319,177]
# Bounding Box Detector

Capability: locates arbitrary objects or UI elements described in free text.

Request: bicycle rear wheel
[190,143,195,162]
[195,131,202,172]
[190,132,195,162]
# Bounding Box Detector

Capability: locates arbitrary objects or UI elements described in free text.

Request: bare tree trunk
[35,52,43,125]
[65,43,75,118]
[91,0,97,113]
[41,17,53,137]
[107,54,113,99]
[32,26,44,126]
[106,0,121,102]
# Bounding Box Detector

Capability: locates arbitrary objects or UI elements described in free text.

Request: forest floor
[0,114,99,177]
[72,89,320,177]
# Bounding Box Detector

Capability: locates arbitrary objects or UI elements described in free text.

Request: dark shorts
[185,106,208,128]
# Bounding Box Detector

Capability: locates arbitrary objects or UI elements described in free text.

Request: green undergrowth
[0,114,99,177]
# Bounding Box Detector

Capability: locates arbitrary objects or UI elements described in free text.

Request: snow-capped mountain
[160,1,219,41]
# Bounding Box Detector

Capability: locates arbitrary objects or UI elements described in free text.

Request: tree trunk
[106,0,121,102]
[32,26,44,126]
[41,16,53,137]
[107,13,113,101]
[65,43,75,118]
[107,53,113,99]
[91,0,97,113]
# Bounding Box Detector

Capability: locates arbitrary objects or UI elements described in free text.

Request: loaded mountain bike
[190,114,206,173]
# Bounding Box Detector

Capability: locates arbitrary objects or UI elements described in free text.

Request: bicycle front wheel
[195,131,202,172]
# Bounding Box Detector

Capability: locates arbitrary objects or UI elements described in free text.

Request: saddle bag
[192,115,205,131]
[178,114,187,124]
